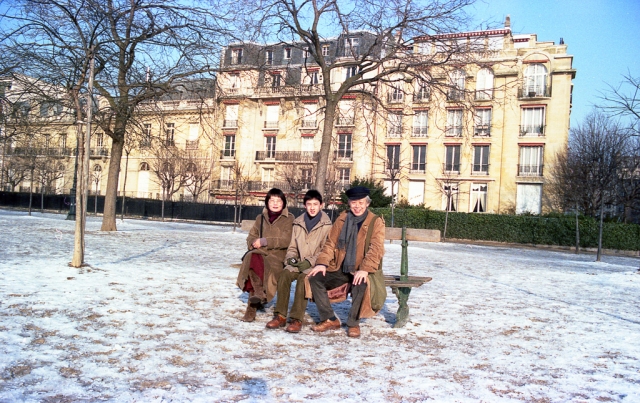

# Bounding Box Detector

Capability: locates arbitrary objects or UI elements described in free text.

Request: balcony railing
[413,91,430,102]
[410,165,426,174]
[387,93,404,103]
[302,120,317,128]
[90,147,110,157]
[447,89,464,101]
[412,126,428,137]
[220,149,236,159]
[264,120,279,129]
[387,126,402,137]
[474,125,491,137]
[445,126,462,137]
[254,84,324,97]
[472,164,490,175]
[185,140,199,150]
[443,163,460,174]
[475,90,493,100]
[518,85,550,98]
[518,164,544,176]
[519,125,546,137]
[336,117,354,126]
[212,179,236,190]
[334,150,353,161]
[223,120,238,128]
[255,151,319,162]
[4,147,73,157]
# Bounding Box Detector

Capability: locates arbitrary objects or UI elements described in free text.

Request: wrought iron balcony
[263,120,279,129]
[4,147,73,157]
[474,125,491,137]
[475,90,493,100]
[442,163,460,174]
[445,126,463,137]
[471,164,490,175]
[185,140,199,150]
[336,117,354,126]
[387,126,402,137]
[518,164,544,177]
[301,120,317,128]
[334,150,353,161]
[518,85,550,98]
[519,125,546,137]
[255,151,319,162]
[220,149,236,159]
[387,93,404,103]
[223,120,238,128]
[413,91,430,102]
[412,126,428,137]
[447,89,464,101]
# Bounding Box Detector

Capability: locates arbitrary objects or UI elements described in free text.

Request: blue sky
[470,0,640,128]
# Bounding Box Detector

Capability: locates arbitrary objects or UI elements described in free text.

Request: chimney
[505,15,511,29]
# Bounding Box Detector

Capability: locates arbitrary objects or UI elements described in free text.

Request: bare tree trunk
[121,153,129,221]
[40,184,44,213]
[574,202,580,254]
[28,168,33,216]
[315,100,337,196]
[71,123,87,268]
[443,208,449,242]
[597,197,604,261]
[100,136,123,231]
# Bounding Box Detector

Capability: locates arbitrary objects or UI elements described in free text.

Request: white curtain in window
[470,183,487,212]
[408,180,425,205]
[516,183,542,214]
[225,104,238,120]
[188,123,199,141]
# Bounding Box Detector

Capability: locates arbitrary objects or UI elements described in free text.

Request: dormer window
[231,48,243,64]
[265,50,273,65]
[284,48,292,59]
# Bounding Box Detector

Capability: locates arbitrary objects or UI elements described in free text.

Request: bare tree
[149,143,190,220]
[184,151,213,203]
[34,157,66,212]
[599,72,640,136]
[277,162,314,207]
[244,0,477,194]
[1,0,235,232]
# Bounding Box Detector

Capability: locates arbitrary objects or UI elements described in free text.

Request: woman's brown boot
[241,301,257,322]
[247,270,265,304]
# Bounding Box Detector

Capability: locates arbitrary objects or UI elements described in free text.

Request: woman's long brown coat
[236,207,294,302]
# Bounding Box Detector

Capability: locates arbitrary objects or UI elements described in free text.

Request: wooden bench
[383,227,432,328]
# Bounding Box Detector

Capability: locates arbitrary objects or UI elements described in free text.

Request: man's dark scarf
[338,210,368,273]
[304,211,322,233]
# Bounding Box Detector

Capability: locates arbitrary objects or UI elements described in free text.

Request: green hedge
[371,208,640,251]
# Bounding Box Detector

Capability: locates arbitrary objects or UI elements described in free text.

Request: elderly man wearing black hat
[307,186,386,338]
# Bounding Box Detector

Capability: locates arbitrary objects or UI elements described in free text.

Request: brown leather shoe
[265,314,286,329]
[241,304,257,322]
[285,319,302,333]
[311,318,341,332]
[347,325,361,338]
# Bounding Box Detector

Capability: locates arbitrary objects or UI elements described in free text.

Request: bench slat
[384,275,432,287]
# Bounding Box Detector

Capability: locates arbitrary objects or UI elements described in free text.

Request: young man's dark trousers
[308,270,367,327]
[274,270,308,321]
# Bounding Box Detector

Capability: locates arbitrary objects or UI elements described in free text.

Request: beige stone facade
[2,23,574,214]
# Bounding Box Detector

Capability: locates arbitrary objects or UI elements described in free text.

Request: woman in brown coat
[237,188,294,322]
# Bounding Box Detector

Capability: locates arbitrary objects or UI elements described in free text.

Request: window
[301,137,314,153]
[95,132,104,148]
[446,109,463,136]
[387,113,402,137]
[442,184,459,212]
[223,135,235,158]
[265,49,273,65]
[231,48,243,64]
[337,134,352,159]
[271,73,282,88]
[303,48,310,58]
[224,104,239,128]
[389,85,404,103]
[344,37,359,56]
[519,146,543,176]
[523,64,548,97]
[521,107,545,136]
[262,167,275,188]
[302,103,318,127]
[337,101,354,126]
[322,44,330,56]
[284,48,292,59]
[301,168,313,187]
[387,145,400,170]
[142,123,152,146]
[59,134,67,149]
[186,123,199,149]
[140,162,150,171]
[414,83,430,102]
[413,110,428,137]
[345,66,358,79]
[229,73,240,92]
[39,102,62,117]
[448,69,465,101]
[265,104,279,128]
[307,70,320,85]
[476,68,494,100]
[338,168,351,188]
[412,145,426,172]
[473,145,489,174]
[471,183,488,213]
[265,136,277,158]
[445,145,461,173]
[165,123,175,146]
[474,109,491,136]
[220,166,233,189]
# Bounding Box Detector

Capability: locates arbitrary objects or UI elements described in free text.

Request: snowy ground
[0,209,639,403]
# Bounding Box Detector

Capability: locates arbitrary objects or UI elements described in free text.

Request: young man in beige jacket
[266,189,332,333]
